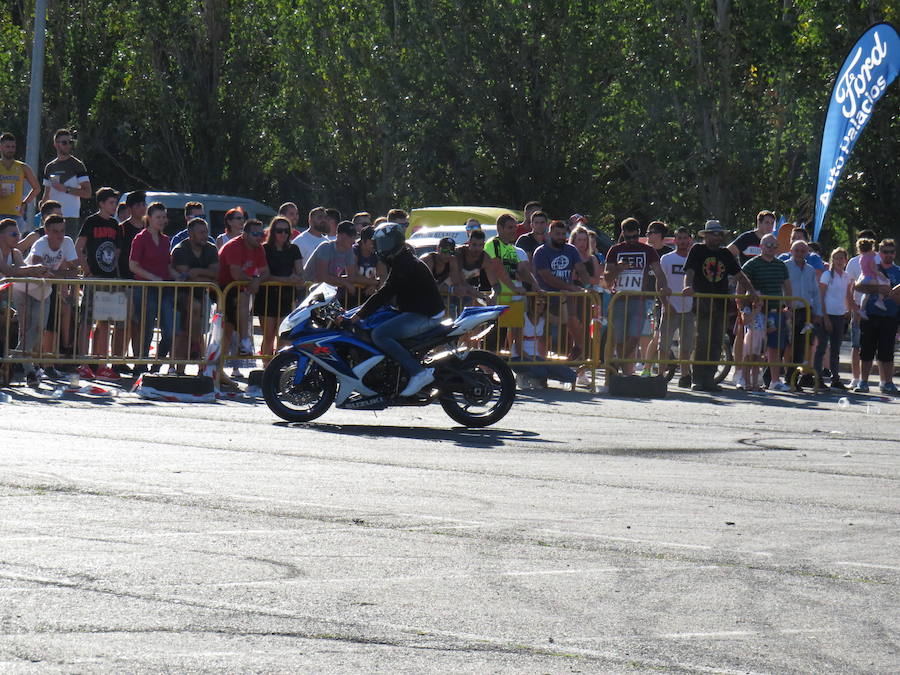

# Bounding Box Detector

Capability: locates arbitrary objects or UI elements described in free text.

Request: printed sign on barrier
[93,290,128,322]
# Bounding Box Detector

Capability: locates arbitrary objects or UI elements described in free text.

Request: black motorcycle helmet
[373,222,407,261]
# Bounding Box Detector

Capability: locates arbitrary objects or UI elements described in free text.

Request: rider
[351,222,446,397]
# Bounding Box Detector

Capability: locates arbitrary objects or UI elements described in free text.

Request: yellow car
[409,206,524,234]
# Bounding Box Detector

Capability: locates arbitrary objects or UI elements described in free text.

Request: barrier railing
[1,277,226,386]
[217,281,602,390]
[604,290,818,392]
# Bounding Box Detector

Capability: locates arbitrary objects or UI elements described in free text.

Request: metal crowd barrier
[1,277,226,386]
[217,281,603,389]
[604,290,817,391]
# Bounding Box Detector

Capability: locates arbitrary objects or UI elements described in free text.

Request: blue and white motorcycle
[262,283,516,427]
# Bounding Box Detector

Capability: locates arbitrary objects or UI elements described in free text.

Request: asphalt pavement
[0,378,897,673]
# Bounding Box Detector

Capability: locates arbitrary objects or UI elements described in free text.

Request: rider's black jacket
[356,248,445,319]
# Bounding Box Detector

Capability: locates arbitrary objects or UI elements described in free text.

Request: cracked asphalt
[0,382,897,673]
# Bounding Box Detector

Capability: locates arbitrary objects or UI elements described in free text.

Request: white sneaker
[576,373,593,387]
[849,379,859,390]
[239,337,254,355]
[733,372,746,387]
[770,381,790,392]
[400,368,435,397]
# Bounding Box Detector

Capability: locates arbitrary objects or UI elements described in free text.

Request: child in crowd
[856,238,888,319]
[740,298,765,391]
[511,295,577,390]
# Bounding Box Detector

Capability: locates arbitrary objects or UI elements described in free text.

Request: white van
[120,191,276,237]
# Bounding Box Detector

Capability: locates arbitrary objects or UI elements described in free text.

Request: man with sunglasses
[682,221,758,392]
[854,239,899,394]
[41,129,91,241]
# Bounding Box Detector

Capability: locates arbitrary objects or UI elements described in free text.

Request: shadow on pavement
[275,421,545,448]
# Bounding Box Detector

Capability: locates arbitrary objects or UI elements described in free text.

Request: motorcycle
[262,283,516,427]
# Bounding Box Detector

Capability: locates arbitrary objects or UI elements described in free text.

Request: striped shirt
[742,256,789,309]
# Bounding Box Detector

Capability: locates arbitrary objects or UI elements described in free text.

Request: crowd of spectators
[0,129,897,397]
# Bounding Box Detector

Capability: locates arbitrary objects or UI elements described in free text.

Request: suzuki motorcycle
[262,284,516,427]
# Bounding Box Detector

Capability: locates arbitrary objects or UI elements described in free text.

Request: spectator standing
[683,220,756,392]
[1,218,49,385]
[324,208,342,238]
[815,247,851,390]
[215,207,246,250]
[279,202,302,238]
[845,229,880,389]
[516,210,549,260]
[778,227,825,280]
[657,227,696,388]
[353,225,383,296]
[291,206,331,261]
[26,214,79,376]
[75,187,123,380]
[783,240,823,390]
[604,218,670,375]
[533,220,591,361]
[420,236,461,293]
[254,216,302,356]
[118,191,147,278]
[129,202,175,370]
[514,200,542,239]
[17,200,62,254]
[352,212,373,229]
[727,209,776,388]
[304,220,362,301]
[453,228,491,305]
[171,217,219,370]
[853,239,899,394]
[739,234,792,391]
[218,218,270,358]
[0,132,41,229]
[41,129,91,240]
[169,201,213,251]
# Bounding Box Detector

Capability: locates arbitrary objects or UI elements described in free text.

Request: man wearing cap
[420,236,464,293]
[353,225,383,296]
[683,220,757,392]
[303,220,363,297]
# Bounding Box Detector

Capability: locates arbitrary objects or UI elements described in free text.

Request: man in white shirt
[658,227,696,387]
[291,206,333,261]
[25,214,79,376]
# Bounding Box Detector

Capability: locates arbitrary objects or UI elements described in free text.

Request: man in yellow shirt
[0,132,40,230]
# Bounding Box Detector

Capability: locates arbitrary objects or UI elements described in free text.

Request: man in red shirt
[604,217,671,376]
[218,218,270,356]
[514,200,542,239]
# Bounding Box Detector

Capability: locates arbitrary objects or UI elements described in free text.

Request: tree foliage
[1,0,897,247]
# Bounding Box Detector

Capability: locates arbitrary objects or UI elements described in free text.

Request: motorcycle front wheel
[439,350,516,428]
[262,351,337,423]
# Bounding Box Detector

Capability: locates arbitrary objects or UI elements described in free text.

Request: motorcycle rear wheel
[263,351,336,423]
[439,350,516,428]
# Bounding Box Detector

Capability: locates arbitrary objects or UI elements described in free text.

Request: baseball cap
[337,220,357,237]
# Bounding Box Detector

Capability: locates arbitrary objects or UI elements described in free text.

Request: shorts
[222,286,244,327]
[611,294,646,342]
[850,317,861,349]
[765,310,790,351]
[859,314,899,363]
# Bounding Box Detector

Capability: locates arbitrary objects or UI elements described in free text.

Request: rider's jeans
[371,312,442,376]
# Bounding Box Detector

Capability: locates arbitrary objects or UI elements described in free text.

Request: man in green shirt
[739,234,793,391]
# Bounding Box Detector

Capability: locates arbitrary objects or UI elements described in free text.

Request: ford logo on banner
[814,22,900,241]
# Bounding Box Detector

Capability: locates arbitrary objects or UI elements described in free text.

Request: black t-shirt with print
[729,230,762,266]
[684,244,740,294]
[78,212,123,278]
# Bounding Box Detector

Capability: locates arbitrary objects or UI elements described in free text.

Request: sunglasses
[440,248,454,254]
[228,215,246,221]
[881,249,896,254]
[248,231,264,238]
[6,230,20,237]
[273,228,290,234]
